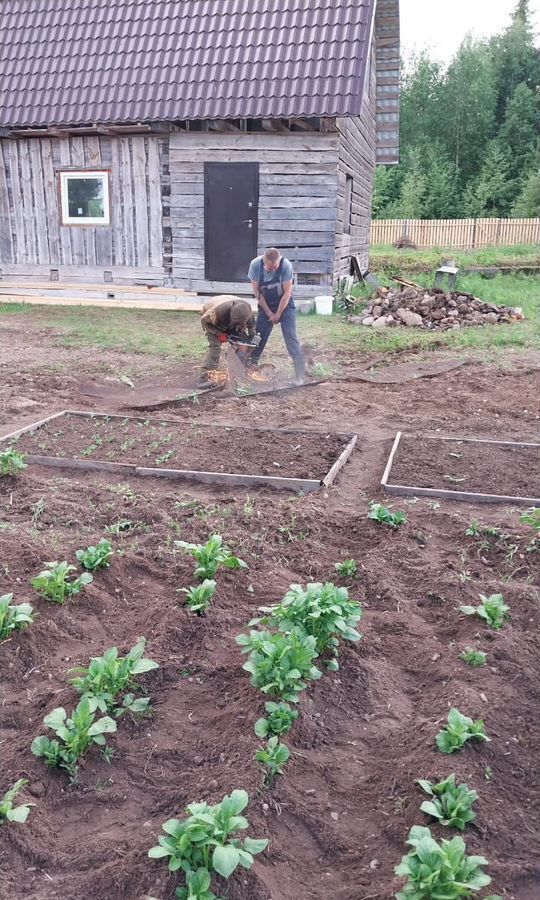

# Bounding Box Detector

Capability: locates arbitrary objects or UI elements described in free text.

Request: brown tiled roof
[0,0,375,128]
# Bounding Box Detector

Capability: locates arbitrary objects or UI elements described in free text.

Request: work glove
[217,333,228,343]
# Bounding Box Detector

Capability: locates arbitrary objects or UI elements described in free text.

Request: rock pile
[348,286,524,330]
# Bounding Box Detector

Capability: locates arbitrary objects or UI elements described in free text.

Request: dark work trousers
[202,330,223,372]
[251,293,303,364]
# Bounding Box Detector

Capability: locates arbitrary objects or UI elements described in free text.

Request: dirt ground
[0,312,539,900]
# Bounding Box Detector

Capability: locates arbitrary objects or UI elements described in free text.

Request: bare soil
[12,414,350,481]
[0,313,539,900]
[389,436,540,498]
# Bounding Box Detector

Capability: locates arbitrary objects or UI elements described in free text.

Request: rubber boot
[293,356,305,386]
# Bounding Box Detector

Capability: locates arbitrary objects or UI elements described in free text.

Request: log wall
[168,132,340,297]
[0,135,165,283]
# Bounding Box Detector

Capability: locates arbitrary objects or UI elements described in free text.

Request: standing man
[248,247,305,385]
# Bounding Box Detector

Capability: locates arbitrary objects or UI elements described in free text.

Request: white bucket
[315,295,333,315]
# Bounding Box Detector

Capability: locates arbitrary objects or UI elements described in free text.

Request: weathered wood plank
[169,133,338,152]
[259,196,337,209]
[119,137,136,266]
[147,137,163,268]
[40,139,61,264]
[109,139,123,265]
[28,141,49,264]
[57,141,74,266]
[0,142,14,263]
[17,141,39,264]
[132,136,150,266]
[169,150,338,164]
[5,143,27,264]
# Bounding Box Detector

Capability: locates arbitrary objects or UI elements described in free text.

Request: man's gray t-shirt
[248,256,294,299]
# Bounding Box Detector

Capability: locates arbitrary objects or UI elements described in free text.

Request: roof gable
[0,0,376,128]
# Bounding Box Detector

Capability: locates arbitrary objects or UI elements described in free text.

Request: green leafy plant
[460,593,509,630]
[0,779,34,824]
[520,507,540,530]
[250,582,362,669]
[465,519,481,537]
[254,701,298,739]
[395,825,492,899]
[255,735,290,784]
[416,774,478,830]
[0,593,35,641]
[436,708,491,755]
[31,697,117,777]
[334,558,358,578]
[69,637,159,715]
[236,628,321,702]
[76,538,113,571]
[459,648,487,667]
[106,520,134,534]
[181,580,217,615]
[148,789,268,897]
[31,561,93,603]
[0,447,27,477]
[368,502,407,528]
[175,534,247,580]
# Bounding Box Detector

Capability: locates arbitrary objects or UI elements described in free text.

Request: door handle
[243,219,253,228]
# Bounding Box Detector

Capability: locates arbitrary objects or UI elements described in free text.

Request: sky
[400,0,540,64]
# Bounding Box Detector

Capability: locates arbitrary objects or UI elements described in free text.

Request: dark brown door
[204,162,259,282]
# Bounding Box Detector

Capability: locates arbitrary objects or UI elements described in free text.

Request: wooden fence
[370,218,540,248]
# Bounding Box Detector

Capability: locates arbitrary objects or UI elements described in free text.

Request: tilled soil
[0,314,539,900]
[12,414,350,481]
[389,436,540,498]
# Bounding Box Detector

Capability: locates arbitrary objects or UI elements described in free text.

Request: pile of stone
[349,286,524,330]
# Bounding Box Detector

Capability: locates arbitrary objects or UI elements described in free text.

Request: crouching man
[198,295,256,387]
[248,247,305,385]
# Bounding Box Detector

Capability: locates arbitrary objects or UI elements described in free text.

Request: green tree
[490,0,540,124]
[443,37,497,182]
[512,156,540,216]
[499,83,540,176]
[464,141,514,216]
[400,53,445,151]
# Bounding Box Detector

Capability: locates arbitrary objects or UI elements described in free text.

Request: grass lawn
[1,266,538,363]
[370,242,540,274]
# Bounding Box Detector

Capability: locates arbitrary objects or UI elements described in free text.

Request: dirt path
[0,316,539,900]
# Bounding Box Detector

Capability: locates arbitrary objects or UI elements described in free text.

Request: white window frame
[59,170,110,226]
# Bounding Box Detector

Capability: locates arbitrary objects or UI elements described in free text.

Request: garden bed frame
[1,410,357,494]
[381,431,540,505]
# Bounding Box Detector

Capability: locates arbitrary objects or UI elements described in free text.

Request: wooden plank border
[0,410,356,494]
[381,431,540,506]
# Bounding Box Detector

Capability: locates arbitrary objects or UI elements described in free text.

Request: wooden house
[0,0,399,298]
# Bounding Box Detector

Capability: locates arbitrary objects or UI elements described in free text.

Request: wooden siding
[374,0,400,165]
[0,135,165,283]
[169,132,340,297]
[334,39,377,277]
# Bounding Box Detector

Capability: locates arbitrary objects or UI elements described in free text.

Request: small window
[60,170,110,225]
[344,174,353,235]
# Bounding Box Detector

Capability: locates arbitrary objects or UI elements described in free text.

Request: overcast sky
[400,0,540,64]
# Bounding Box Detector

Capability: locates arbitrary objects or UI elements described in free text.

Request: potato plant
[334,559,358,578]
[416,774,478,830]
[250,582,362,670]
[520,506,540,530]
[460,593,509,630]
[395,825,492,899]
[148,789,268,898]
[0,593,34,641]
[255,701,298,739]
[368,502,407,528]
[436,708,490,754]
[236,628,321,702]
[0,779,34,824]
[181,579,217,615]
[31,561,93,603]
[76,538,113,571]
[175,534,247,580]
[31,697,117,777]
[459,648,487,667]
[0,447,27,477]
[69,637,159,715]
[255,735,290,784]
